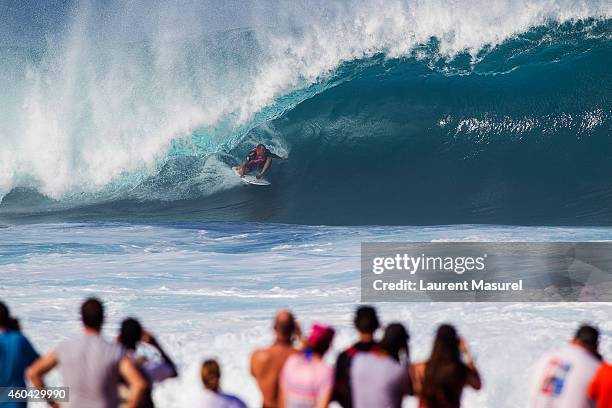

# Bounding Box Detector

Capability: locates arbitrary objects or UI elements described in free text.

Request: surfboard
[234,167,271,186]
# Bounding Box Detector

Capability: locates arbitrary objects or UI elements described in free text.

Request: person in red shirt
[588,363,612,408]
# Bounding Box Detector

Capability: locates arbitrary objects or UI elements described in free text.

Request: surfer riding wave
[236,144,287,179]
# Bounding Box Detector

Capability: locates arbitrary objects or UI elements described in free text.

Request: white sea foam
[2,223,612,407]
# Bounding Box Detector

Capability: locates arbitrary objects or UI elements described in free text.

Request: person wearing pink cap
[279,324,335,408]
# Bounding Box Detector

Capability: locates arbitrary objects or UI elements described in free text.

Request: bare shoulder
[251,347,272,364]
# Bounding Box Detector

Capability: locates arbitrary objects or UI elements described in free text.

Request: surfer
[236,144,287,179]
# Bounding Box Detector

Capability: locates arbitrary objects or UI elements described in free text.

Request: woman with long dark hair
[411,324,481,408]
[117,318,178,408]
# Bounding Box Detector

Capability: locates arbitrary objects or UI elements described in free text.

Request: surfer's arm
[257,158,272,178]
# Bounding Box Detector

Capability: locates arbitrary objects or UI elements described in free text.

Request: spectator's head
[432,324,460,355]
[0,301,9,329]
[119,318,143,350]
[354,306,380,337]
[201,359,221,392]
[8,317,20,332]
[81,298,104,332]
[307,323,335,356]
[274,309,296,342]
[380,323,409,361]
[573,324,599,355]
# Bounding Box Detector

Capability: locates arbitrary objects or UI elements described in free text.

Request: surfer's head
[256,144,266,154]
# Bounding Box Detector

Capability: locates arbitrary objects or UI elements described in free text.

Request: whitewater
[1,223,611,407]
[1,1,612,407]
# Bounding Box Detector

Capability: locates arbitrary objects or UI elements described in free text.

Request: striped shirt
[280,353,334,408]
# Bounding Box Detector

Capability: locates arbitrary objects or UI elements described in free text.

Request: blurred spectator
[0,301,39,408]
[351,323,411,408]
[251,310,302,408]
[588,362,612,408]
[280,323,335,408]
[193,359,247,408]
[528,324,601,408]
[118,317,178,408]
[411,324,481,408]
[27,298,147,408]
[333,306,380,408]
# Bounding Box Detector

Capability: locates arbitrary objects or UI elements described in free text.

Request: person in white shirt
[351,323,411,408]
[529,324,602,408]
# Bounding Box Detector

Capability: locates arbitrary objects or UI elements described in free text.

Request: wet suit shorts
[245,157,266,172]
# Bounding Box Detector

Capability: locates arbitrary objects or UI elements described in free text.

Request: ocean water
[1,222,612,407]
[1,1,612,407]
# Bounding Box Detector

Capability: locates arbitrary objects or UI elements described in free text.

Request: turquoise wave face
[235,19,612,225]
[1,19,611,225]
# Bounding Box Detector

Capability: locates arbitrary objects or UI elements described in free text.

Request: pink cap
[307,323,335,349]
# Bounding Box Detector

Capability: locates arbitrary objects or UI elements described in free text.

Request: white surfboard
[234,167,271,186]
